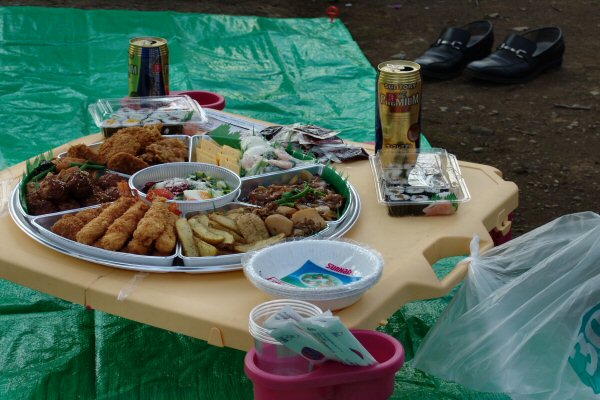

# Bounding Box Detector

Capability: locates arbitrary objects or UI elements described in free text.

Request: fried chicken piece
[67,144,107,165]
[96,201,150,251]
[53,157,87,172]
[52,214,85,241]
[99,132,142,161]
[131,124,163,149]
[140,138,188,164]
[106,152,149,175]
[154,210,178,255]
[126,197,169,255]
[75,197,136,245]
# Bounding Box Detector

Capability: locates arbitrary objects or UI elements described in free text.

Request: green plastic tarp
[0,6,375,169]
[0,6,505,399]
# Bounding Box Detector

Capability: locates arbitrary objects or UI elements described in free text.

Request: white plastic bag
[413,212,600,400]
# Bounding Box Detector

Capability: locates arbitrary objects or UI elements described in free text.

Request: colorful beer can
[375,60,422,157]
[128,37,169,97]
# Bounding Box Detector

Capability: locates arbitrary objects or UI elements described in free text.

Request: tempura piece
[96,201,150,251]
[154,211,178,255]
[75,197,136,245]
[106,152,149,175]
[126,197,169,255]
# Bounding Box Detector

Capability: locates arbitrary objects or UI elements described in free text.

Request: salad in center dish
[143,172,233,201]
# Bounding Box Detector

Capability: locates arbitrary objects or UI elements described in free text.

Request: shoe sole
[466,58,563,84]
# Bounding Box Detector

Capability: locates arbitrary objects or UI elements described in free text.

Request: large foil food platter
[9,152,361,274]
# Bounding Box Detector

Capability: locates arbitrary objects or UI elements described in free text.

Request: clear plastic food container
[370,148,471,216]
[88,95,209,137]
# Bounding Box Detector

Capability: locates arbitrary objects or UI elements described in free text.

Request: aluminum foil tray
[9,162,360,273]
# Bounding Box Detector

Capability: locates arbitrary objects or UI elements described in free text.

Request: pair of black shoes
[414,21,565,84]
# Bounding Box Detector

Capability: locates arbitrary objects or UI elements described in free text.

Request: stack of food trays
[370,148,470,216]
[10,130,361,274]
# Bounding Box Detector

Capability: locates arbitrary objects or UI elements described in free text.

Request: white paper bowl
[243,240,384,310]
[128,162,241,213]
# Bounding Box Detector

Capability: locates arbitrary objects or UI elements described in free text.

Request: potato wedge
[175,218,199,257]
[291,208,326,229]
[233,233,285,253]
[235,213,270,243]
[193,237,218,256]
[209,213,240,233]
[207,226,235,245]
[188,218,225,245]
[208,221,246,243]
[264,214,294,236]
[189,213,211,227]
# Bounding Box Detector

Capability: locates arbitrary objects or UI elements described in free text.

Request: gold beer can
[128,37,169,97]
[375,60,422,164]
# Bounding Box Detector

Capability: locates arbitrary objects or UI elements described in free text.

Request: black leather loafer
[414,20,494,79]
[465,27,565,84]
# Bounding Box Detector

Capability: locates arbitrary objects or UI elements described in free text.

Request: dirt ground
[3,0,599,236]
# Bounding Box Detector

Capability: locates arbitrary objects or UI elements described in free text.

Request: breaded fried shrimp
[96,201,150,251]
[126,198,168,255]
[51,215,85,241]
[75,197,136,245]
[154,211,178,255]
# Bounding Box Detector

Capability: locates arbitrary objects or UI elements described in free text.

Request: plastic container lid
[370,148,471,208]
[88,95,209,134]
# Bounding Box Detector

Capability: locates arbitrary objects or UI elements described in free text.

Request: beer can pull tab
[326,6,339,23]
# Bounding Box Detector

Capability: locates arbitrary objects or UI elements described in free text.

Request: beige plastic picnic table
[0,130,517,352]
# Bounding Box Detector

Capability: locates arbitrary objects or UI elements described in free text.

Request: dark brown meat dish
[248,176,344,221]
[26,166,126,215]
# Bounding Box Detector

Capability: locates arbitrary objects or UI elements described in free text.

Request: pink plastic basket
[170,90,226,110]
[244,329,405,400]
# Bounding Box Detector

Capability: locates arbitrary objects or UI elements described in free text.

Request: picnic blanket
[0,6,505,399]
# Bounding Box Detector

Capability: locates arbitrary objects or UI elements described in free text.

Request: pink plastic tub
[170,90,226,110]
[244,329,405,400]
